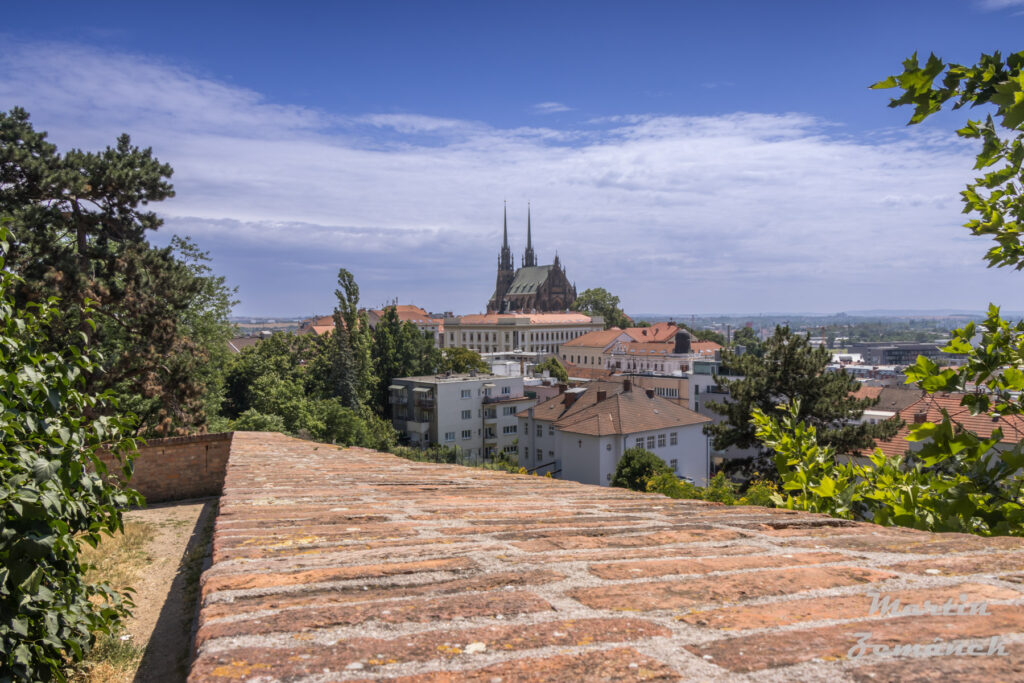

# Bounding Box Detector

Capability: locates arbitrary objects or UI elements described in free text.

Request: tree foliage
[439,347,489,374]
[0,107,236,436]
[755,402,1024,535]
[730,327,764,358]
[707,326,900,460]
[534,355,569,383]
[610,447,671,491]
[0,224,142,679]
[748,50,1024,537]
[571,287,629,329]
[370,306,441,416]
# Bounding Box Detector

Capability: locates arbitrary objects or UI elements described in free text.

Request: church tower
[488,203,515,312]
[522,203,537,267]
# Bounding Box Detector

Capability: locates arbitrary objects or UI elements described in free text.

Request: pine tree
[706,326,900,458]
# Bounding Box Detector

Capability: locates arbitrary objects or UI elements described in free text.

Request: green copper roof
[505,266,554,296]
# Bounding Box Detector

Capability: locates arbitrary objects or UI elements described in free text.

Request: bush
[611,447,671,491]
[0,225,142,680]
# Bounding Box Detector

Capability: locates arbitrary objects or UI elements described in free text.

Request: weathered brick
[687,605,1024,673]
[849,644,1024,682]
[883,552,1024,576]
[390,647,679,682]
[196,592,554,646]
[678,582,1022,630]
[588,551,853,580]
[571,566,896,611]
[190,618,669,678]
[202,556,475,594]
[200,569,564,621]
[513,527,742,552]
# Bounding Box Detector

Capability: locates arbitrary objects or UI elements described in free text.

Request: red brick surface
[99,432,231,503]
[189,432,1024,681]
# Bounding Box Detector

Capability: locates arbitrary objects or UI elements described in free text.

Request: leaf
[810,476,837,498]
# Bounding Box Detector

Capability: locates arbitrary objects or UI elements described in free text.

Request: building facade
[517,380,711,486]
[442,312,603,355]
[389,373,536,459]
[487,205,577,313]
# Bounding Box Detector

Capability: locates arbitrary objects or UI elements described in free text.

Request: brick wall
[99,432,233,503]
[190,432,1024,681]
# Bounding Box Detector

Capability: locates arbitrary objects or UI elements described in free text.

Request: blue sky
[4,1,1024,316]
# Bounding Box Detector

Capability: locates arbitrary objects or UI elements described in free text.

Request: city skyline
[4,1,1024,316]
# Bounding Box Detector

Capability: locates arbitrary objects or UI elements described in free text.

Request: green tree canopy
[370,306,441,415]
[706,326,900,459]
[0,107,236,436]
[534,355,569,383]
[730,327,764,358]
[611,447,671,491]
[440,347,489,374]
[571,287,629,329]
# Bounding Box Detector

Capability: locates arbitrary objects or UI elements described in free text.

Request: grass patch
[69,521,154,682]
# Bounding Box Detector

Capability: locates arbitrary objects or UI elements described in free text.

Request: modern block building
[389,373,537,459]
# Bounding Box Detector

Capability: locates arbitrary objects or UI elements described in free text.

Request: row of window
[535,423,554,437]
[522,447,554,461]
[459,386,514,399]
[635,432,678,450]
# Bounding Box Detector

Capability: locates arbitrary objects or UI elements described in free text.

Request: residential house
[517,380,711,486]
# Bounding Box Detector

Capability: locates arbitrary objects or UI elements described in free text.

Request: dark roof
[505,266,555,296]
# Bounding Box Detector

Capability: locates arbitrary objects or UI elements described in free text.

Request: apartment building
[389,373,536,459]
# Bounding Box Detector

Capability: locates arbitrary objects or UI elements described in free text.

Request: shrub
[611,447,671,491]
[0,225,142,680]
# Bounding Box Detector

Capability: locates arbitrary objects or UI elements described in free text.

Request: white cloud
[532,101,573,114]
[977,0,1024,9]
[1,41,1018,316]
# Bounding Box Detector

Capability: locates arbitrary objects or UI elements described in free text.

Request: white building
[389,373,536,459]
[517,380,712,486]
[441,312,603,355]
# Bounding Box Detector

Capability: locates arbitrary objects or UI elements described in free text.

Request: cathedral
[487,205,577,313]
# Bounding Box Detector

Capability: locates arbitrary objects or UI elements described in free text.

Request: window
[646,436,655,449]
[524,447,529,457]
[461,430,472,440]
[501,386,511,395]
[694,385,700,394]
[503,425,517,434]
[506,445,517,453]
[635,438,643,448]
[694,401,700,412]
[670,459,678,471]
[548,450,555,460]
[670,432,678,446]
[578,439,582,448]
[658,434,666,448]
[548,425,554,436]
[444,432,455,442]
[460,389,471,399]
[461,409,471,420]
[536,424,543,437]
[503,406,516,416]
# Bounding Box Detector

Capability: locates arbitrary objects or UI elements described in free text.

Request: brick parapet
[189,431,1024,681]
[99,432,233,503]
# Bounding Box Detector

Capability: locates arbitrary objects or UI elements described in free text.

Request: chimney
[913,411,928,424]
[564,392,580,408]
[596,390,607,402]
[622,379,632,392]
[557,383,568,394]
[646,389,655,398]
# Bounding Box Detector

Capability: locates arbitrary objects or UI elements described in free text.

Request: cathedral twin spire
[500,202,537,271]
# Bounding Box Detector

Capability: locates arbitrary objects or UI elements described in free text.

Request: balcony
[415,397,435,409]
[405,420,430,436]
[389,394,408,405]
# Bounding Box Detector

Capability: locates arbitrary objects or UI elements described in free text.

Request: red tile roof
[561,328,629,348]
[866,392,1024,459]
[518,382,709,436]
[624,322,680,342]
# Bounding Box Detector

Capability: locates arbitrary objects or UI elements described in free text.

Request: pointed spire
[523,202,537,267]
[498,201,513,272]
[503,200,509,248]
